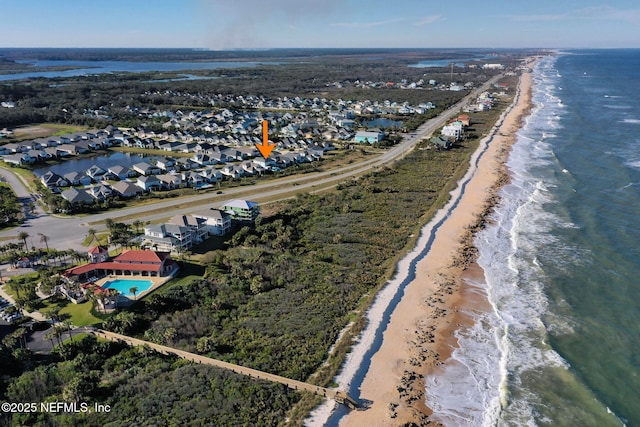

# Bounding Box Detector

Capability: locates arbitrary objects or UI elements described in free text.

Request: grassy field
[39,296,104,326]
[9,123,87,141]
[59,300,103,326]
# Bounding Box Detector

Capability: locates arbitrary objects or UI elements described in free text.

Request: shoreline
[321,66,534,426]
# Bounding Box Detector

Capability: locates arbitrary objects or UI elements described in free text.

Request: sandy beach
[322,67,535,427]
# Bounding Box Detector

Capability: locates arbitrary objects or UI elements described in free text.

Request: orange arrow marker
[256,120,275,159]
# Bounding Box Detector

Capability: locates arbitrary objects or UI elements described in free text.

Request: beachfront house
[192,208,232,236]
[168,214,209,243]
[143,224,194,252]
[222,199,260,222]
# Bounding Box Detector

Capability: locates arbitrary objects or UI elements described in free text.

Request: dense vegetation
[0,185,21,227]
[1,335,298,427]
[0,48,526,130]
[0,94,514,424]
[0,48,520,424]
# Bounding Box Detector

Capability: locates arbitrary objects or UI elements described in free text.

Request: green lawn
[59,301,103,326]
[38,296,104,326]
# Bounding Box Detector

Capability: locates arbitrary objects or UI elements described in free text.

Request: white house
[144,223,193,252]
[192,208,232,236]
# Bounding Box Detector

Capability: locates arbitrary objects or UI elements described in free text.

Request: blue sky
[2,0,638,49]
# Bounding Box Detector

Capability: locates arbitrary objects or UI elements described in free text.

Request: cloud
[414,15,443,26]
[510,5,640,25]
[330,18,405,29]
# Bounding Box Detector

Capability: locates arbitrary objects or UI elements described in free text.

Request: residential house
[222,199,260,222]
[156,158,177,172]
[136,175,162,192]
[430,136,453,150]
[86,165,107,179]
[168,214,208,243]
[132,162,160,176]
[41,171,69,188]
[192,153,215,166]
[220,165,244,179]
[74,140,93,153]
[181,171,205,187]
[157,173,182,190]
[157,140,183,152]
[107,165,136,180]
[88,184,113,201]
[306,144,325,159]
[240,161,259,176]
[441,121,464,141]
[192,208,232,236]
[61,187,94,205]
[221,147,248,161]
[354,130,384,144]
[198,167,221,183]
[175,157,198,170]
[252,156,277,170]
[63,171,93,187]
[27,149,48,161]
[2,143,28,153]
[44,147,62,158]
[144,224,193,252]
[111,181,143,198]
[2,153,34,165]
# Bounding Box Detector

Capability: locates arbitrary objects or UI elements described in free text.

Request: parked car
[7,314,21,323]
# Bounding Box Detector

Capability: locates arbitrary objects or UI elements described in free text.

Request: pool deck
[95,273,174,302]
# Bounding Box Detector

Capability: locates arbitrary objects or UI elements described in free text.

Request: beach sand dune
[330,68,534,427]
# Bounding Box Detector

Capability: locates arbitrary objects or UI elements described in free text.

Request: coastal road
[0,73,502,251]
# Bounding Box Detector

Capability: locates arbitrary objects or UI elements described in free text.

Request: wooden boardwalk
[91,329,359,409]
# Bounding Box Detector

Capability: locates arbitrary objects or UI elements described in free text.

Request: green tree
[86,228,99,246]
[17,231,29,252]
[132,220,143,234]
[38,233,50,252]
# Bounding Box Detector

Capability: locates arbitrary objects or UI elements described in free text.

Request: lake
[408,54,493,68]
[0,59,277,81]
[33,152,164,177]
[362,118,403,129]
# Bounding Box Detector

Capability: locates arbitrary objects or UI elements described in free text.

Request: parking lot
[0,296,23,324]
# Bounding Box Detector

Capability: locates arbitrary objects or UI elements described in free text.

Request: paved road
[0,74,501,252]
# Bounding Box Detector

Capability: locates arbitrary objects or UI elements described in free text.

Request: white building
[192,209,232,236]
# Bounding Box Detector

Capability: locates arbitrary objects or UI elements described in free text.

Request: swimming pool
[101,278,154,297]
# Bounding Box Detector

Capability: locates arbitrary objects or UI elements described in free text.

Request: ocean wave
[624,159,640,170]
[426,54,589,426]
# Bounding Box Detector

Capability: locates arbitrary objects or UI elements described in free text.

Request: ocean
[424,50,640,426]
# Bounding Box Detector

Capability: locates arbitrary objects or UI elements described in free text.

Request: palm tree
[105,218,114,232]
[44,330,56,349]
[132,220,143,235]
[86,228,99,246]
[63,320,73,341]
[17,231,29,252]
[38,233,50,252]
[129,286,138,300]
